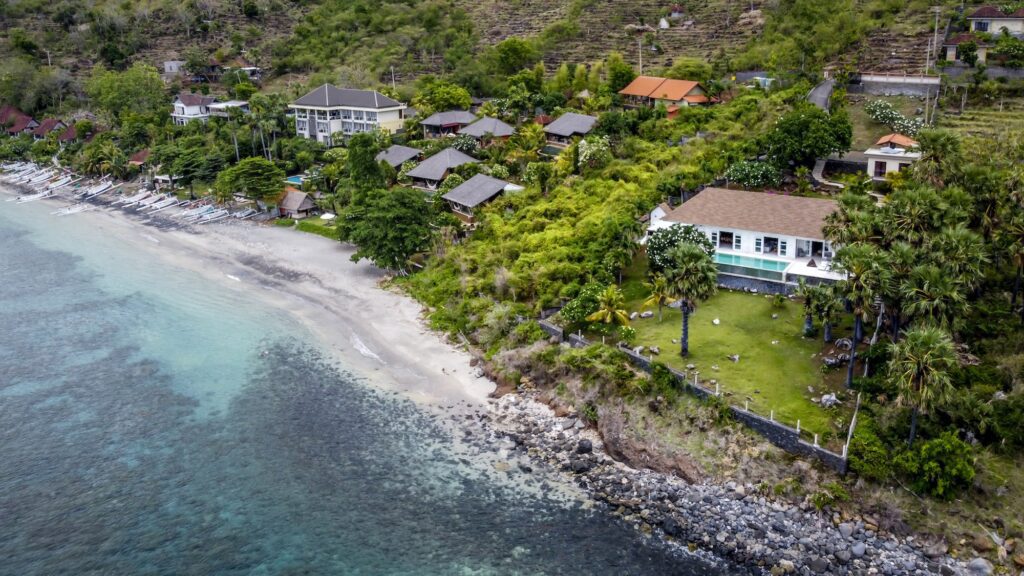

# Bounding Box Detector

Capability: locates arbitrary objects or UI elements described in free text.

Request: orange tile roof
[876,134,918,148]
[618,75,668,97]
[649,79,701,101]
[683,94,711,104]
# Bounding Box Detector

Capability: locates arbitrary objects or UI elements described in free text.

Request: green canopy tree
[343,187,432,273]
[85,62,166,125]
[888,326,957,447]
[214,156,285,202]
[663,243,718,356]
[763,102,852,167]
[835,242,890,388]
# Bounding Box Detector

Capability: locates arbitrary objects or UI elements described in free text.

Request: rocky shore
[484,391,979,576]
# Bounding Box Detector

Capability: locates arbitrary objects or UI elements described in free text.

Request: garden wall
[538,317,851,474]
[717,275,793,295]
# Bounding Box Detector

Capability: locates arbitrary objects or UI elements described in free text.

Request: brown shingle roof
[968,5,1009,18]
[32,118,65,137]
[944,33,987,46]
[176,92,217,107]
[619,76,668,97]
[661,187,837,240]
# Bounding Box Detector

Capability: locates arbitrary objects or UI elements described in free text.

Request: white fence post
[770,410,774,422]
[814,434,819,448]
[715,382,720,397]
[796,420,801,434]
[744,400,749,411]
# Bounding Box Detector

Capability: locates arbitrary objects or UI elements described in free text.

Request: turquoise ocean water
[0,197,740,575]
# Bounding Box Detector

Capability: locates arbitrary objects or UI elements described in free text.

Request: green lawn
[615,255,855,442]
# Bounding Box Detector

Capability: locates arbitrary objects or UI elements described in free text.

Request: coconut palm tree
[642,274,677,322]
[888,326,957,447]
[663,243,718,356]
[835,243,890,388]
[586,285,630,327]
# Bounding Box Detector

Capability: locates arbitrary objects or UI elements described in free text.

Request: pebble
[484,391,966,575]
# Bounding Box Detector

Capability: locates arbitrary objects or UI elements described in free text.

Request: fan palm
[901,264,969,330]
[586,286,630,327]
[888,326,957,447]
[835,243,890,388]
[663,243,718,356]
[813,285,842,343]
[642,274,676,322]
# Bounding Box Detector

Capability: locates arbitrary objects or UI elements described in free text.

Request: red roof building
[32,118,67,139]
[0,104,38,135]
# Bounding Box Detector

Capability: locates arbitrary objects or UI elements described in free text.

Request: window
[779,240,788,257]
[296,120,307,132]
[329,110,340,120]
[366,111,378,122]
[754,237,763,253]
[353,110,365,120]
[342,122,353,133]
[974,21,989,32]
[898,163,911,172]
[710,231,718,246]
[342,110,352,120]
[297,110,307,119]
[873,161,887,178]
[317,122,329,134]
[734,234,742,251]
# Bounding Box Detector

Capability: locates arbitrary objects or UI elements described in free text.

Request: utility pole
[638,37,643,74]
[930,6,942,73]
[390,65,396,91]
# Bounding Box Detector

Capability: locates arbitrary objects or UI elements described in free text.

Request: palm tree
[663,243,718,356]
[927,225,988,293]
[901,264,969,330]
[795,278,816,335]
[1000,211,1024,320]
[586,286,630,327]
[642,274,677,322]
[885,241,919,339]
[888,326,957,447]
[813,285,842,343]
[835,243,890,388]
[912,129,962,187]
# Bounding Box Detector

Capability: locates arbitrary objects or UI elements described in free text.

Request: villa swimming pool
[285,175,305,185]
[713,252,790,281]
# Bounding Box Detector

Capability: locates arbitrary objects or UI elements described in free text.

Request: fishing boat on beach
[142,196,180,212]
[196,208,230,224]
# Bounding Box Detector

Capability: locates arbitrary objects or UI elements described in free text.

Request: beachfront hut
[441,174,521,224]
[405,148,478,191]
[420,110,478,139]
[375,144,422,169]
[0,104,38,136]
[460,117,515,144]
[32,118,67,140]
[279,189,316,219]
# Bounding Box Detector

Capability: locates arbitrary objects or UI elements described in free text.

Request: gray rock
[967,557,994,575]
[629,311,639,320]
[838,523,854,539]
[649,346,660,355]
[835,550,851,564]
[808,557,829,573]
[851,542,866,558]
[576,439,593,454]
[640,310,655,319]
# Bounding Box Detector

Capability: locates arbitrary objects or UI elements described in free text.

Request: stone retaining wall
[539,318,850,473]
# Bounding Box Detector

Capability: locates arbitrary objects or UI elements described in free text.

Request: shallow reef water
[0,205,741,575]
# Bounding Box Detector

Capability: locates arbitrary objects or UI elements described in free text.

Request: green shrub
[848,417,893,482]
[296,220,340,240]
[810,481,850,510]
[991,393,1024,449]
[898,431,975,500]
[274,218,295,227]
[618,325,637,345]
[510,320,548,345]
[723,160,782,188]
[559,283,605,328]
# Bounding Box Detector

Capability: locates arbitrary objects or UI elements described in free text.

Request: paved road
[808,79,835,110]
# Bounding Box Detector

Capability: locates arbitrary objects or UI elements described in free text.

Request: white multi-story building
[648,187,842,285]
[289,84,407,146]
[171,93,217,125]
[865,134,920,181]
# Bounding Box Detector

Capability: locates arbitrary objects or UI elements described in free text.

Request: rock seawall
[487,392,969,575]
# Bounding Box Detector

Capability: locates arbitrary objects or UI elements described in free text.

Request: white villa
[171,93,217,125]
[208,100,250,118]
[648,188,842,285]
[966,5,1024,33]
[865,134,920,181]
[289,84,407,146]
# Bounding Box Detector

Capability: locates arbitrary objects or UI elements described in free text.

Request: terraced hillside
[939,99,1024,138]
[462,0,761,70]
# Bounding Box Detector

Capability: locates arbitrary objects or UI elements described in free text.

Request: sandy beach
[0,180,495,407]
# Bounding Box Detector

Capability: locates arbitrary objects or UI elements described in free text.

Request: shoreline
[0,174,968,575]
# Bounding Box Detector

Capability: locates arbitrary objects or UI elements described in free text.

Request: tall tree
[214,156,285,201]
[663,243,718,356]
[835,243,890,388]
[343,187,432,273]
[346,132,385,198]
[888,326,957,447]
